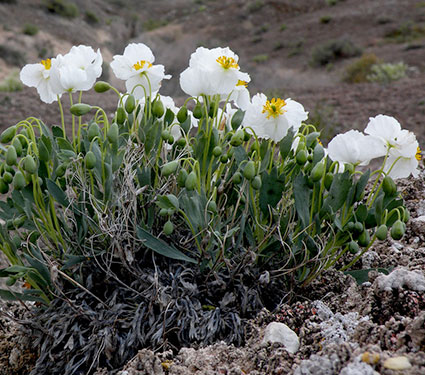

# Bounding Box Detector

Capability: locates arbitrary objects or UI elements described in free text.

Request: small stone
[361,351,380,365]
[262,322,300,354]
[374,267,425,292]
[383,356,412,370]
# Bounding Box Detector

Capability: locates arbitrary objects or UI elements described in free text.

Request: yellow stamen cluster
[262,98,287,119]
[237,80,248,87]
[216,56,239,69]
[41,59,51,70]
[416,147,422,161]
[133,60,153,71]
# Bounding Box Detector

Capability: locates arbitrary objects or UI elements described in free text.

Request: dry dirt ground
[0,0,425,374]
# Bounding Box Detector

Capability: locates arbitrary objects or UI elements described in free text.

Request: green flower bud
[230,129,245,147]
[94,81,111,93]
[207,200,217,214]
[0,126,16,144]
[193,103,203,119]
[12,138,22,157]
[167,135,174,145]
[177,169,188,187]
[163,220,174,235]
[251,175,262,190]
[296,150,307,165]
[310,161,325,182]
[125,94,136,114]
[159,208,169,216]
[382,176,397,197]
[5,146,17,166]
[390,219,405,240]
[85,151,96,170]
[12,171,26,190]
[161,161,178,177]
[354,222,364,234]
[375,224,388,241]
[357,230,370,247]
[88,122,101,142]
[107,123,119,144]
[344,163,354,174]
[152,99,165,118]
[0,178,9,194]
[212,146,222,157]
[176,138,186,148]
[55,164,67,178]
[70,103,92,116]
[116,107,126,125]
[220,154,228,163]
[348,240,359,254]
[232,171,242,184]
[23,155,37,174]
[161,130,171,141]
[2,171,12,184]
[402,208,410,223]
[185,171,197,191]
[243,161,256,180]
[324,172,333,190]
[177,106,188,123]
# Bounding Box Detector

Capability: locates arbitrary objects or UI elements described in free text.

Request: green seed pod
[207,200,217,214]
[23,155,37,174]
[177,169,188,187]
[70,103,92,116]
[232,171,242,184]
[390,219,405,240]
[116,107,126,125]
[382,176,397,197]
[243,161,256,180]
[163,220,174,235]
[55,164,67,178]
[94,81,111,93]
[230,129,244,147]
[251,175,262,190]
[177,106,188,123]
[125,94,136,114]
[212,146,222,157]
[5,146,17,166]
[176,138,186,148]
[88,122,101,141]
[220,154,228,164]
[324,172,333,190]
[310,161,325,182]
[354,222,364,234]
[348,240,360,254]
[0,126,16,144]
[2,171,12,184]
[161,130,171,141]
[107,123,119,144]
[12,138,22,157]
[0,178,9,194]
[185,171,197,191]
[193,103,203,119]
[296,150,307,165]
[357,230,370,247]
[375,224,388,241]
[161,161,178,177]
[12,171,26,190]
[85,151,96,170]
[152,99,165,118]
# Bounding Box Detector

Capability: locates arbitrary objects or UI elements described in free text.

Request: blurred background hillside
[0,0,424,144]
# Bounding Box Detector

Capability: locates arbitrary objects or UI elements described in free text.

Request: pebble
[383,356,412,370]
[262,322,300,354]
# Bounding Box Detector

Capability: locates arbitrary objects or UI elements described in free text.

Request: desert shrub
[0,44,26,66]
[247,0,265,12]
[320,15,332,24]
[85,10,99,25]
[0,70,22,92]
[343,53,380,83]
[22,23,39,36]
[385,21,425,43]
[311,38,362,66]
[142,18,168,31]
[366,62,408,83]
[43,0,79,18]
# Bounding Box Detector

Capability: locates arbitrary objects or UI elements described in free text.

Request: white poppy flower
[20,58,63,103]
[228,80,250,110]
[242,93,308,142]
[110,43,171,99]
[365,114,420,178]
[180,47,250,97]
[327,130,384,167]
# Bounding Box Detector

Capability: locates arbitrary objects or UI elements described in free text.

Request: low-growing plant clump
[0,42,421,374]
[311,38,362,66]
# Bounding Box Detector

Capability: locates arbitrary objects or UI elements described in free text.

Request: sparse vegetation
[22,23,39,36]
[0,70,22,92]
[311,38,362,66]
[85,10,100,25]
[343,53,380,83]
[367,62,408,84]
[280,23,287,32]
[43,0,79,19]
[325,0,345,5]
[385,21,425,43]
[142,18,168,31]
[320,15,332,24]
[308,102,340,141]
[287,39,304,57]
[247,0,265,13]
[252,53,269,63]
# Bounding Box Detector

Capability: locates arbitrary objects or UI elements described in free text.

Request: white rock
[374,267,425,292]
[383,356,412,370]
[262,322,300,354]
[340,361,376,375]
